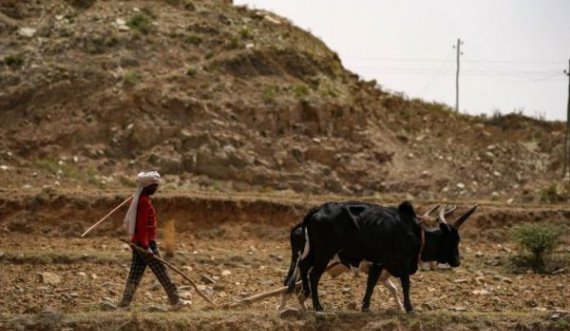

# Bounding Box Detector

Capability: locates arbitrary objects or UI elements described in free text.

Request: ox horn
[436,205,456,224]
[422,205,440,219]
[452,204,479,229]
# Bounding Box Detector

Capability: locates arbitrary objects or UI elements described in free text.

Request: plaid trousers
[119,241,180,306]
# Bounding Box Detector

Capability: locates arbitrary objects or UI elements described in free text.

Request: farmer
[118,171,182,308]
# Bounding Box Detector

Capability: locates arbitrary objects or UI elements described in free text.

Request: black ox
[282,202,407,312]
[286,201,477,313]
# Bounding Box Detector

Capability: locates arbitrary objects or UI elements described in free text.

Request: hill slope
[0,0,566,202]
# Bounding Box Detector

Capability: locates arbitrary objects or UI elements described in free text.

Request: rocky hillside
[0,0,567,203]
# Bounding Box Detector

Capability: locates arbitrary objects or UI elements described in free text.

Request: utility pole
[454,38,463,113]
[562,60,570,178]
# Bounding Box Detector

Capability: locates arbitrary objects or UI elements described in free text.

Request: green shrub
[262,86,277,103]
[186,66,197,76]
[293,84,309,99]
[225,37,240,50]
[3,55,24,68]
[239,26,252,39]
[185,34,202,46]
[123,71,142,85]
[127,14,152,34]
[511,223,561,272]
[539,185,560,203]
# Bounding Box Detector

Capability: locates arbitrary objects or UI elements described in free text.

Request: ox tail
[283,223,303,287]
[285,207,318,293]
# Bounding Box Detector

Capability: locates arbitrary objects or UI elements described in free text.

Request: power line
[349,67,562,77]
[344,56,564,64]
[418,51,456,96]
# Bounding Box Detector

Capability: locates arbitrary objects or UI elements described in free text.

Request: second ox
[286,200,477,313]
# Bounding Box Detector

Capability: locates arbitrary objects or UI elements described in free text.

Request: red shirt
[131,194,157,248]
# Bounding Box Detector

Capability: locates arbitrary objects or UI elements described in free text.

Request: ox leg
[296,257,312,309]
[309,259,328,311]
[381,274,404,313]
[399,275,414,313]
[361,264,382,312]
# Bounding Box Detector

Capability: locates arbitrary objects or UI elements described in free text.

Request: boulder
[38,272,61,285]
[279,308,301,320]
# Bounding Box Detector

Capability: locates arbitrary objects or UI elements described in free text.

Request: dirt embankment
[2,190,570,244]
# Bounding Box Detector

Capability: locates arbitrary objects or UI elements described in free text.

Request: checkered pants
[119,241,180,307]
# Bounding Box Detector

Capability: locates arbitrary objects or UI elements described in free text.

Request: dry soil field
[1,191,569,330]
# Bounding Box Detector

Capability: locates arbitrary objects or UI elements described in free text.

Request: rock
[475,251,484,257]
[182,265,193,272]
[263,14,282,25]
[552,268,567,275]
[472,289,490,295]
[150,282,161,291]
[261,280,274,286]
[179,290,192,300]
[421,303,436,311]
[501,277,513,284]
[453,278,469,284]
[221,270,231,277]
[497,245,511,253]
[18,27,37,37]
[38,272,61,285]
[346,302,358,310]
[100,300,117,311]
[77,272,87,277]
[279,308,301,320]
[550,313,561,320]
[437,263,451,270]
[269,254,283,262]
[552,309,569,318]
[148,305,169,313]
[485,258,501,266]
[0,165,9,171]
[450,306,467,312]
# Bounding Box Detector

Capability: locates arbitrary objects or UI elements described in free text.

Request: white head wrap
[123,171,161,236]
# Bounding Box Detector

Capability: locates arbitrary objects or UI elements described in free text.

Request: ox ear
[398,201,416,222]
[452,205,479,229]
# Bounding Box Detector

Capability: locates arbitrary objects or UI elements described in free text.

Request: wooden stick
[224,281,302,308]
[121,239,218,308]
[81,196,132,237]
[224,262,353,308]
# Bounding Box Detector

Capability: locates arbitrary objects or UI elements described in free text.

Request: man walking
[118,171,182,308]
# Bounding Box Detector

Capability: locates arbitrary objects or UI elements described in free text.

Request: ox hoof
[361,307,371,313]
